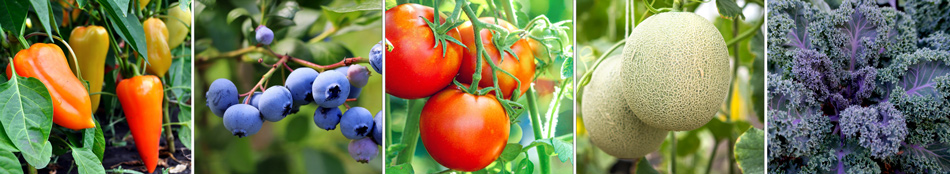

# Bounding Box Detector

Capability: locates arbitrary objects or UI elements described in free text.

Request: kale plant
[767,0,950,173]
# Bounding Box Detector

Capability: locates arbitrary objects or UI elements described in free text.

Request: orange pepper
[116,75,163,173]
[69,25,110,113]
[6,43,95,130]
[141,18,172,77]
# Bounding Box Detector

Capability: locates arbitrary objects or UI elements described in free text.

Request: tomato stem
[395,99,424,164]
[526,87,551,174]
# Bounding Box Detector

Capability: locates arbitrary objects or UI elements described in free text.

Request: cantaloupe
[582,55,668,158]
[621,12,731,131]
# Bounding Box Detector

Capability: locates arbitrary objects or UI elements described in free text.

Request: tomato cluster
[384,3,539,172]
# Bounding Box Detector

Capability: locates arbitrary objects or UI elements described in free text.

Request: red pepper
[7,43,95,130]
[116,75,163,173]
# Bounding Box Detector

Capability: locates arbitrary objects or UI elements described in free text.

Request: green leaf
[83,120,105,161]
[0,151,23,174]
[75,0,87,9]
[305,41,353,65]
[283,115,309,142]
[99,0,148,61]
[0,123,16,152]
[178,0,191,12]
[70,145,106,174]
[29,0,56,39]
[675,130,701,157]
[386,163,414,174]
[549,138,573,163]
[500,143,522,161]
[635,157,660,174]
[321,0,379,29]
[169,47,192,98]
[514,157,533,174]
[177,96,192,150]
[226,8,250,25]
[0,0,29,36]
[735,128,765,174]
[560,56,573,80]
[0,64,54,168]
[113,0,130,16]
[715,0,745,20]
[704,118,733,141]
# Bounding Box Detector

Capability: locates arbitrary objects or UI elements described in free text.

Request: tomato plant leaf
[514,156,533,174]
[0,151,23,174]
[550,138,573,163]
[386,163,414,174]
[635,157,660,174]
[561,55,573,79]
[0,0,29,37]
[29,0,57,39]
[70,144,105,174]
[735,127,765,174]
[715,0,745,20]
[99,0,148,61]
[0,64,54,168]
[501,143,522,161]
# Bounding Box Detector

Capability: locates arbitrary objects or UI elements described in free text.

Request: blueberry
[340,107,373,139]
[347,65,370,88]
[369,41,383,74]
[284,67,319,106]
[313,107,342,130]
[259,86,293,122]
[255,25,274,45]
[348,138,378,163]
[332,66,364,99]
[347,87,362,99]
[372,111,383,145]
[312,70,350,107]
[241,92,263,108]
[206,79,239,117]
[223,104,263,138]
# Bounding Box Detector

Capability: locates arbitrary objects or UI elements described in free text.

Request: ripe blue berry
[255,25,274,45]
[223,104,263,138]
[347,65,370,88]
[340,107,374,139]
[259,86,293,122]
[372,111,383,145]
[348,87,363,99]
[285,67,319,106]
[348,138,378,163]
[206,79,239,117]
[312,70,350,107]
[313,107,343,130]
[241,92,263,108]
[334,66,363,98]
[369,41,383,74]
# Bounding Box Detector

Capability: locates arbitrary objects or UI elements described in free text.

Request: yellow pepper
[68,26,109,113]
[138,0,151,10]
[165,4,191,49]
[141,18,172,77]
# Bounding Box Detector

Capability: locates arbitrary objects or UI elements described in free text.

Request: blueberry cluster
[206,64,382,163]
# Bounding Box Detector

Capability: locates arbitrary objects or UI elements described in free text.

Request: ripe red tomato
[420,86,510,171]
[385,3,464,99]
[456,18,536,99]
